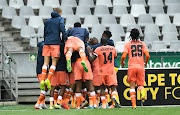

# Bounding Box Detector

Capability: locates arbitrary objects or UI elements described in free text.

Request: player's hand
[68,27,72,29]
[121,62,126,68]
[86,46,93,53]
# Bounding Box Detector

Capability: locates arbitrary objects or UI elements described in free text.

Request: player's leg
[54,87,59,105]
[95,86,101,106]
[49,86,56,109]
[137,69,146,102]
[65,48,73,72]
[40,56,50,91]
[55,85,66,109]
[111,85,121,108]
[87,80,97,108]
[100,85,107,109]
[77,47,88,72]
[45,56,59,90]
[75,80,82,109]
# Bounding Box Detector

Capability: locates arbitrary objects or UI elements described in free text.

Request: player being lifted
[121,28,150,109]
[87,37,121,109]
[40,8,67,90]
[65,22,89,73]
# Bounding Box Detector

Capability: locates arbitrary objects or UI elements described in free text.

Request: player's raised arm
[144,51,150,66]
[121,52,127,68]
[86,46,97,62]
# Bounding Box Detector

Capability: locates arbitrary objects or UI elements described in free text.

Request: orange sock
[66,51,72,60]
[50,97,54,106]
[82,88,87,99]
[80,95,85,102]
[63,88,69,100]
[65,88,73,103]
[47,66,56,80]
[41,99,45,104]
[130,89,136,107]
[79,50,86,62]
[36,90,46,105]
[54,89,59,105]
[90,91,97,106]
[57,96,63,105]
[101,96,106,107]
[88,93,93,106]
[41,66,47,81]
[138,86,144,92]
[76,93,81,107]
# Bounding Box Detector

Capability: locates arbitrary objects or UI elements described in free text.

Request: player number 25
[131,45,142,57]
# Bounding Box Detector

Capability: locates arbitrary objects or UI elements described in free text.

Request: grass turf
[0,105,180,115]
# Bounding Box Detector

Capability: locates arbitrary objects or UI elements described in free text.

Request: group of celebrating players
[34,8,150,110]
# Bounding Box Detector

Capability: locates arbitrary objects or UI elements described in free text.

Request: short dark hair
[74,22,81,27]
[103,30,112,38]
[130,28,140,40]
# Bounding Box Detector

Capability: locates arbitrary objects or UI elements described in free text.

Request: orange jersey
[123,40,148,69]
[94,45,117,75]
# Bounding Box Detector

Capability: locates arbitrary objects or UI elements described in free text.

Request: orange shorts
[68,63,75,85]
[42,45,60,57]
[51,71,67,86]
[64,36,85,53]
[74,59,93,81]
[101,70,117,86]
[37,74,47,83]
[92,68,101,86]
[127,68,145,86]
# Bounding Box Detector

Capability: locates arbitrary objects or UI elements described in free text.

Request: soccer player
[40,8,67,91]
[49,43,68,109]
[34,41,48,109]
[121,28,150,109]
[65,22,89,73]
[87,37,121,109]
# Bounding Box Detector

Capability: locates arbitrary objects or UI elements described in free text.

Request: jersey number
[103,52,112,64]
[131,45,142,57]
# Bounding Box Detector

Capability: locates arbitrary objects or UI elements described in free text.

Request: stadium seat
[0,0,8,9]
[94,5,110,17]
[115,42,125,53]
[149,5,164,17]
[155,14,171,26]
[20,26,35,39]
[44,0,60,8]
[89,33,102,42]
[19,6,35,19]
[101,15,117,27]
[76,6,91,18]
[144,33,159,42]
[130,4,146,17]
[138,14,154,27]
[2,7,17,19]
[27,0,43,9]
[120,14,136,27]
[65,15,80,27]
[11,16,27,29]
[91,24,106,34]
[162,24,178,35]
[130,0,147,6]
[148,0,164,6]
[111,34,122,43]
[127,24,143,36]
[39,6,53,19]
[112,5,128,17]
[61,0,77,7]
[109,24,125,37]
[84,15,99,27]
[144,24,161,36]
[173,14,180,26]
[61,6,74,18]
[113,0,129,7]
[151,41,167,52]
[167,5,180,17]
[30,35,38,47]
[163,33,178,45]
[9,0,24,9]
[165,0,180,6]
[28,16,44,29]
[96,0,112,7]
[170,41,180,51]
[78,0,94,7]
[37,26,44,37]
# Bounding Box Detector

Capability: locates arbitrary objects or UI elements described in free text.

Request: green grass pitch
[1,105,180,115]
